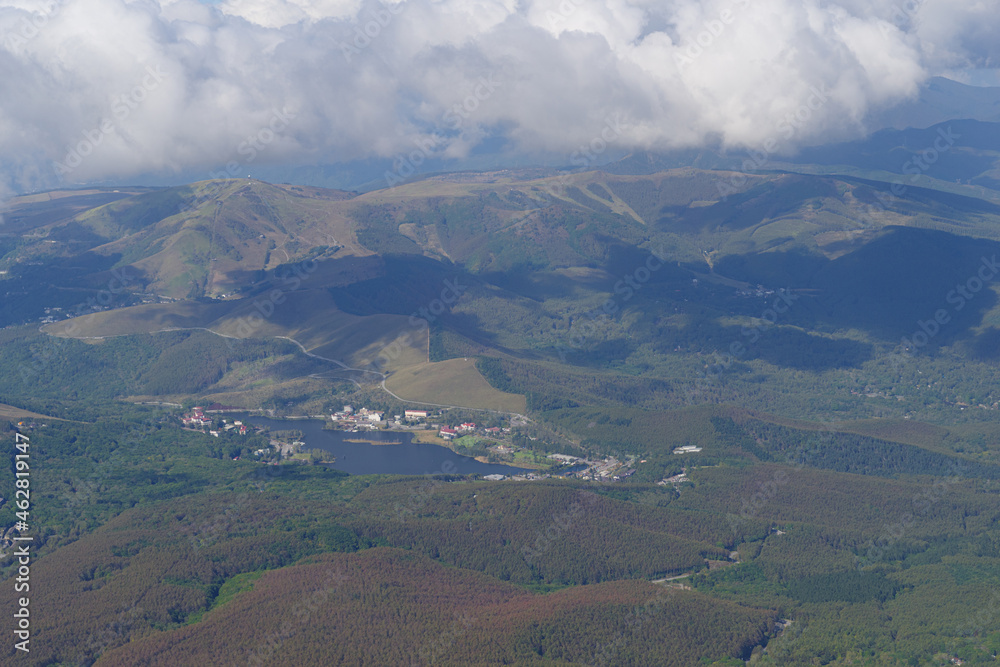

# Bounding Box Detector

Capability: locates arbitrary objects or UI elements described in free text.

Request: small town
[327,406,518,437]
[545,453,638,482]
[180,405,249,437]
[176,403,638,481]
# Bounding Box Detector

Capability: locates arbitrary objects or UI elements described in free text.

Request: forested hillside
[5,168,1000,665]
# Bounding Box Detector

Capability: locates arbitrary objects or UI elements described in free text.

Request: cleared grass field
[44,301,233,338]
[385,358,527,413]
[0,403,64,422]
[46,289,423,372]
[41,289,493,411]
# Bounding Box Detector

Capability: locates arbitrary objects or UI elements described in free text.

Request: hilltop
[7,167,1000,420]
[6,165,1000,665]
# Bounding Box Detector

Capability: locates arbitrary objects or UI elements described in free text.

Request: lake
[246,416,526,476]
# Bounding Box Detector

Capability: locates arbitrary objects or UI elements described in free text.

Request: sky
[0,0,997,195]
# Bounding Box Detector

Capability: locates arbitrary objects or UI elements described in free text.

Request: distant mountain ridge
[9,166,1000,309]
[866,76,1000,131]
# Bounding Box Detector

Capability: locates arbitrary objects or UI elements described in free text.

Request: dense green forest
[4,411,1000,664]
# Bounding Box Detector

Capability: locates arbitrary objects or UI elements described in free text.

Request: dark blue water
[247,416,525,476]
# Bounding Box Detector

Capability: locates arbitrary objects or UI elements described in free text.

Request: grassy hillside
[10,168,1000,666]
[6,180,365,301]
[0,403,63,422]
[385,358,527,413]
[0,326,339,418]
[22,169,1000,426]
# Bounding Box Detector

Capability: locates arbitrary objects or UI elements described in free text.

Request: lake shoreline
[244,415,526,477]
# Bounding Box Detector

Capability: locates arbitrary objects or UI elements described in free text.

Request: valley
[6,3,1000,663]
[5,161,1000,664]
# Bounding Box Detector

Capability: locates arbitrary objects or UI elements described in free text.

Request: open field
[46,293,522,413]
[44,300,233,338]
[46,287,425,374]
[0,403,64,422]
[406,429,447,445]
[385,358,527,413]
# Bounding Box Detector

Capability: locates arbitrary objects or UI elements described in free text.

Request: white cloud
[0,0,995,192]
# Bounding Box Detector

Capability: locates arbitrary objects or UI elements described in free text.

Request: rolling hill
[12,166,1000,421]
[9,163,1000,666]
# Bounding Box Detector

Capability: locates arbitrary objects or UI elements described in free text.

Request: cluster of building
[329,407,513,440]
[221,419,249,436]
[481,453,641,483]
[39,307,64,324]
[14,421,45,430]
[439,422,508,440]
[482,472,549,482]
[180,407,213,429]
[658,469,689,486]
[330,405,384,430]
[38,294,174,324]
[180,407,248,437]
[734,284,780,298]
[548,454,637,482]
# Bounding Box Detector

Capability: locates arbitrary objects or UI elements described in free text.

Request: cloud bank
[0,0,995,191]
